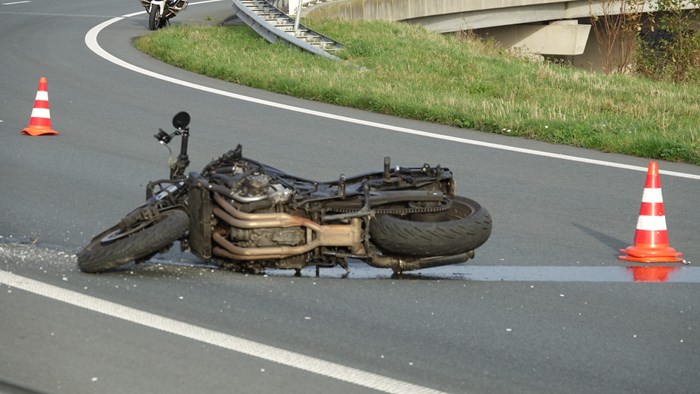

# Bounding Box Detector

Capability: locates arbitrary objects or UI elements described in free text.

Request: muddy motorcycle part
[148,5,168,30]
[77,209,190,273]
[370,196,491,257]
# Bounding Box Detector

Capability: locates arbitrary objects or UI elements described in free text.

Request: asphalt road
[1,1,700,393]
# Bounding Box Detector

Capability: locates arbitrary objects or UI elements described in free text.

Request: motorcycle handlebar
[154,129,173,144]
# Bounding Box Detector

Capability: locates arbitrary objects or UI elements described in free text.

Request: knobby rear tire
[370,196,492,257]
[77,209,189,273]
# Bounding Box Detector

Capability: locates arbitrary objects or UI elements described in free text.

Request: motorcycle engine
[228,173,301,248]
[240,174,269,199]
[231,173,292,205]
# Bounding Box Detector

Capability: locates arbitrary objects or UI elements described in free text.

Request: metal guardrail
[231,0,344,61]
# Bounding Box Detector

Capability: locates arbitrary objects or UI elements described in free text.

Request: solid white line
[0,269,448,394]
[459,266,699,283]
[83,6,700,181]
[2,1,31,5]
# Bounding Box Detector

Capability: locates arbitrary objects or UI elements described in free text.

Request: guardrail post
[293,0,303,31]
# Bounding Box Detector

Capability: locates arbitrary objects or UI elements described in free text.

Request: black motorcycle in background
[77,112,492,275]
[140,0,188,30]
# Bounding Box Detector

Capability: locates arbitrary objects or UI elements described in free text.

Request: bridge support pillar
[479,20,591,56]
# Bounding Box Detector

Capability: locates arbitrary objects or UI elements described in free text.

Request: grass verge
[134,20,700,166]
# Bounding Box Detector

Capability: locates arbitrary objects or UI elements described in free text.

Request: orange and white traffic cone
[21,77,59,136]
[618,162,683,263]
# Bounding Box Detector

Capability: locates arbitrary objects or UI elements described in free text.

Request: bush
[636,0,700,83]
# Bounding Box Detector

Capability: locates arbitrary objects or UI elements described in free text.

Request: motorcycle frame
[153,118,464,272]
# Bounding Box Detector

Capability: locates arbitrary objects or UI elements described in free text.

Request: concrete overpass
[271,0,698,70]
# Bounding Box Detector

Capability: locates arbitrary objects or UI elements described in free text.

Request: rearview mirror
[172,111,190,129]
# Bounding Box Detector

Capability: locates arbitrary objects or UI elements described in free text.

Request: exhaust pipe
[366,250,475,273]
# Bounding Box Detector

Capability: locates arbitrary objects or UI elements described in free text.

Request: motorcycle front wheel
[77,209,190,273]
[370,196,492,257]
[148,6,167,30]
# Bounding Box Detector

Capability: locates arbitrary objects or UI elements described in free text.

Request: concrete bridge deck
[280,0,697,70]
[302,1,657,30]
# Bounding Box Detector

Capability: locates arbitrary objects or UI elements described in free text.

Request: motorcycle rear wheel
[77,209,189,273]
[370,196,491,257]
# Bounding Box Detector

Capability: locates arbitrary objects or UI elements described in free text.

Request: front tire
[370,196,492,257]
[77,209,190,273]
[148,6,165,30]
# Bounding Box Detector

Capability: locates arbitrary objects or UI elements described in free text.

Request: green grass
[133,20,700,166]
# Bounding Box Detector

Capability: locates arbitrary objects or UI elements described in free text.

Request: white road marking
[83,3,700,181]
[1,1,31,5]
[0,269,448,394]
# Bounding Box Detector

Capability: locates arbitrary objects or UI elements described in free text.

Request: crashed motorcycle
[140,0,188,30]
[77,112,492,275]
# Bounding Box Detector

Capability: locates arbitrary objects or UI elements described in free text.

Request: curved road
[2,1,700,393]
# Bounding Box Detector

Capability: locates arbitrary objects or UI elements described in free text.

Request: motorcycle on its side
[140,0,188,30]
[77,112,492,275]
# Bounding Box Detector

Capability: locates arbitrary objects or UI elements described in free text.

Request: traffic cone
[21,77,59,136]
[618,162,683,263]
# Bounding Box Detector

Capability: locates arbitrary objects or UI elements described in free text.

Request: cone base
[618,245,684,263]
[21,126,59,136]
